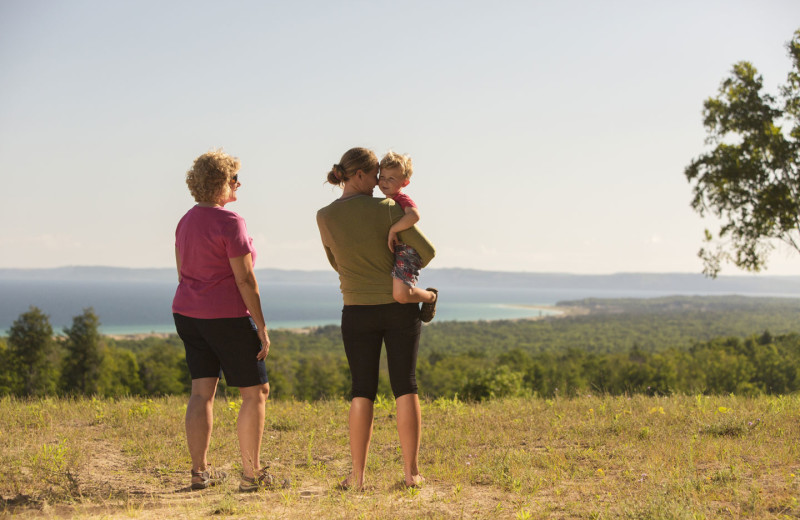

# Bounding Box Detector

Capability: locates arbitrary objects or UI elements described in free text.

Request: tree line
[1,298,799,399]
[0,307,189,397]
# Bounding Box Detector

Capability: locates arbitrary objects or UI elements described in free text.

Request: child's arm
[388,206,420,251]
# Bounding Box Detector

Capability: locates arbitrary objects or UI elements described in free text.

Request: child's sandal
[420,288,438,323]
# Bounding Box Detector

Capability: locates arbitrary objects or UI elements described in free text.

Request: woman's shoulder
[203,205,245,222]
[185,206,246,230]
[184,204,243,216]
[356,196,396,208]
[220,206,245,220]
[319,196,391,213]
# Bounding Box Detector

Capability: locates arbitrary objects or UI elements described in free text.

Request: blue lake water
[1,281,565,334]
[1,277,798,335]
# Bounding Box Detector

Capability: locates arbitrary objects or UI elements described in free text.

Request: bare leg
[186,377,219,478]
[344,397,374,489]
[396,393,423,486]
[392,278,436,304]
[238,383,269,479]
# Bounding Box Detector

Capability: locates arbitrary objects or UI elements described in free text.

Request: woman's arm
[175,247,182,282]
[387,207,421,251]
[323,245,339,272]
[317,211,340,272]
[229,253,270,360]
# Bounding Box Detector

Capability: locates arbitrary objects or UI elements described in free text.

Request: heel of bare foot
[405,474,424,488]
[338,474,364,491]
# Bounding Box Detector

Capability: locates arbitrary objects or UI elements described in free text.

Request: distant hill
[1,266,798,294]
[423,268,800,294]
[0,266,337,284]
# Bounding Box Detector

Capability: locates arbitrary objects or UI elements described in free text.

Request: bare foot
[405,474,425,488]
[338,474,364,491]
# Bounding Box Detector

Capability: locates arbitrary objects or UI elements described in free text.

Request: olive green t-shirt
[316,195,436,305]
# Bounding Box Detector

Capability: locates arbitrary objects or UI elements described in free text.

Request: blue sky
[1,1,799,274]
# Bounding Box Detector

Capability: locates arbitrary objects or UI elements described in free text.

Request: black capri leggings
[341,302,421,401]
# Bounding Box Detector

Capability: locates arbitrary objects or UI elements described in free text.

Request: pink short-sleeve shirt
[392,192,417,209]
[172,205,256,319]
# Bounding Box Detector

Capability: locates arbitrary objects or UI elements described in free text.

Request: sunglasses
[231,174,239,182]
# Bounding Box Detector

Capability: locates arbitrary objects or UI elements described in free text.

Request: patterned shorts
[391,244,422,288]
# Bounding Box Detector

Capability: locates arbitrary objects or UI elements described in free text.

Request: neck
[340,183,371,199]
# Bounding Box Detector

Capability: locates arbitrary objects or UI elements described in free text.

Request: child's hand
[388,230,400,252]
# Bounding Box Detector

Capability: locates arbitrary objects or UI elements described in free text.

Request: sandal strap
[241,468,275,487]
[192,466,225,478]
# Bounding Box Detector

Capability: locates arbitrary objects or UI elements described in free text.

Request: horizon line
[0,265,798,278]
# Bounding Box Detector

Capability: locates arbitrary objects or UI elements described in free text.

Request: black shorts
[341,302,421,400]
[173,313,268,388]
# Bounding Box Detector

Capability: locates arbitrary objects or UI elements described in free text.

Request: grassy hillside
[2,395,798,519]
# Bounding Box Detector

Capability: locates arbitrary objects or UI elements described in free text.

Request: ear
[402,179,410,187]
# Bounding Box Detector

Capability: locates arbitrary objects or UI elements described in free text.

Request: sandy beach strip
[500,304,590,319]
[104,305,589,339]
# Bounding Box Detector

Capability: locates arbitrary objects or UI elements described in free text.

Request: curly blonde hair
[326,147,379,187]
[185,149,241,204]
[379,151,413,180]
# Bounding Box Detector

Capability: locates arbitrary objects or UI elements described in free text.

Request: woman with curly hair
[317,147,436,489]
[172,149,274,492]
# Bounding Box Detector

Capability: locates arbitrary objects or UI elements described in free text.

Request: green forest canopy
[1,295,799,399]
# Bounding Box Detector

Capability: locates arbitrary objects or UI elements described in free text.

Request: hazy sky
[2,1,799,275]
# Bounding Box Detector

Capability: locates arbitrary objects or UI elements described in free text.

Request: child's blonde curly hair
[379,151,413,180]
[185,149,241,204]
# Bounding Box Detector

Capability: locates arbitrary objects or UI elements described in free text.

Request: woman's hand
[257,328,270,360]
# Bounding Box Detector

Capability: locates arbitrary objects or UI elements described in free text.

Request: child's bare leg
[393,278,436,304]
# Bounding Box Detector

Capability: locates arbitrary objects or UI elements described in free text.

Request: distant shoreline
[106,332,175,340]
[6,269,800,338]
[104,305,581,340]
[503,304,589,319]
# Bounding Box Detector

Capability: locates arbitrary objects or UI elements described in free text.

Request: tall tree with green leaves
[685,29,800,277]
[102,347,144,396]
[61,308,109,395]
[8,306,59,396]
[0,338,15,395]
[137,342,190,395]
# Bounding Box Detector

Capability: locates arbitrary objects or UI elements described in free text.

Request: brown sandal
[190,466,227,490]
[239,467,277,492]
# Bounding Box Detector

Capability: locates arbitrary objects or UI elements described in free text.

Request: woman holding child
[316,147,438,489]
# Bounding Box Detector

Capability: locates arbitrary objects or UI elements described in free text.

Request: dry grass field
[1,394,798,519]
